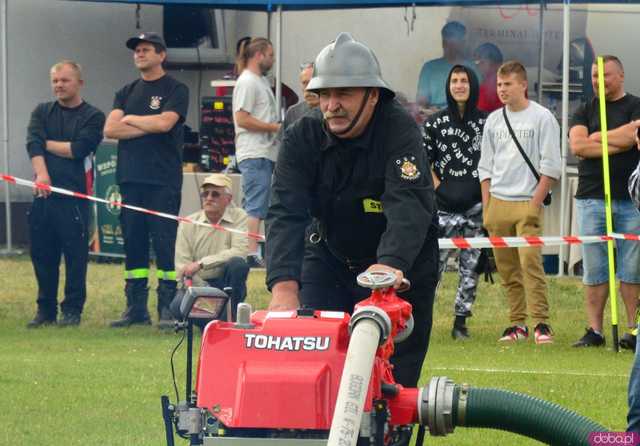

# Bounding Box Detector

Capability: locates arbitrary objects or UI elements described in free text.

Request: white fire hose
[327,271,395,446]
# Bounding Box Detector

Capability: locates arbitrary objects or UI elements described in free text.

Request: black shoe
[572,327,605,347]
[247,255,266,269]
[110,309,151,328]
[451,325,470,340]
[620,331,637,352]
[27,312,56,328]
[58,313,81,327]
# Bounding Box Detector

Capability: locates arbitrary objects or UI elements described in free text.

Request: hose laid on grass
[459,386,609,446]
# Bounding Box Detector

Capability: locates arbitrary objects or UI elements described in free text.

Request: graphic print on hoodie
[423,65,487,213]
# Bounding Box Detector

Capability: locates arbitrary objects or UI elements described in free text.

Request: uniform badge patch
[396,156,421,181]
[150,96,162,110]
[363,198,383,213]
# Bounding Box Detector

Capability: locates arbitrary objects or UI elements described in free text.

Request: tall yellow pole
[596,56,620,351]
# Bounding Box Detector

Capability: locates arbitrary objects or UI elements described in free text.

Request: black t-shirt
[113,75,189,189]
[571,94,640,199]
[26,101,105,196]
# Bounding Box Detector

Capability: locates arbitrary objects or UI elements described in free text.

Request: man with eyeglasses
[283,62,320,130]
[175,173,249,321]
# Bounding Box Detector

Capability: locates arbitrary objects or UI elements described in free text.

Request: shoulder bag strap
[502,106,540,182]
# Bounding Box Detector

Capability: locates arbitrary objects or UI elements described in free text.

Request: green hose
[459,386,609,446]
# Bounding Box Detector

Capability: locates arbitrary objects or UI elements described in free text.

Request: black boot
[451,315,470,340]
[157,280,177,330]
[27,309,57,328]
[110,279,151,328]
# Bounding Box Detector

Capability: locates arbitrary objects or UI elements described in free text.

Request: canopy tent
[2,0,602,275]
[68,0,640,8]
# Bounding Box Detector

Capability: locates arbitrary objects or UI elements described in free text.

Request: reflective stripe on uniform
[124,268,149,279]
[157,270,176,281]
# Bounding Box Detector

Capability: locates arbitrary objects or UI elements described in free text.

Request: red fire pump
[162,272,607,446]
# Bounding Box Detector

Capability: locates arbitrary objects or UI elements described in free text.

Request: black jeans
[119,183,181,277]
[206,257,250,321]
[29,197,89,317]
[300,240,438,388]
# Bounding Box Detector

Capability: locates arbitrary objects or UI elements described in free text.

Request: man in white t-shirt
[232,37,281,268]
[478,60,561,345]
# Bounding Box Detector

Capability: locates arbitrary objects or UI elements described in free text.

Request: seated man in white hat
[175,173,249,321]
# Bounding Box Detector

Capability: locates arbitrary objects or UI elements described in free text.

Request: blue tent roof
[70,0,640,12]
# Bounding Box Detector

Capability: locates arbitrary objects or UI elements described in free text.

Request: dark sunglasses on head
[201,190,223,199]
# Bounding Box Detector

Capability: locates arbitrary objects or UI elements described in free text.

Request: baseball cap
[126,32,167,51]
[201,173,232,191]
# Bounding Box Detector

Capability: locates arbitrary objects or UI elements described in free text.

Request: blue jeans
[206,257,250,321]
[628,325,640,432]
[576,199,640,285]
[238,158,274,220]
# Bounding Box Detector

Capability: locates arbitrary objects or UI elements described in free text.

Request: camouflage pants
[437,205,483,318]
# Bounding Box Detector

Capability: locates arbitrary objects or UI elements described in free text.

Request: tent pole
[558,0,571,277]
[267,9,271,39]
[536,0,545,103]
[1,0,13,253]
[275,4,282,117]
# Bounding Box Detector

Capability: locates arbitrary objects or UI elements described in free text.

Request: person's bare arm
[121,111,180,134]
[480,179,491,208]
[45,141,72,158]
[570,125,625,159]
[481,179,491,224]
[31,156,51,198]
[103,109,147,140]
[235,110,280,133]
[268,280,300,311]
[588,121,639,149]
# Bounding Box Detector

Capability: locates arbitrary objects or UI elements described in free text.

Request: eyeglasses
[200,190,223,199]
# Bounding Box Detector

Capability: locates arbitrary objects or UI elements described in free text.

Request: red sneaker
[498,325,529,342]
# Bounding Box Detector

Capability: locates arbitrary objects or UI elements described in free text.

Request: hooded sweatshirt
[423,65,487,213]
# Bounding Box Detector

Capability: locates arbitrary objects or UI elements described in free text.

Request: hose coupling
[349,305,392,345]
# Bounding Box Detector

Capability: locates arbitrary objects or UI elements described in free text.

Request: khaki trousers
[483,196,549,325]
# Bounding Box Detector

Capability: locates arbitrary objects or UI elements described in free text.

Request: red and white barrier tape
[0,173,265,240]
[0,173,633,249]
[611,232,640,242]
[437,235,612,250]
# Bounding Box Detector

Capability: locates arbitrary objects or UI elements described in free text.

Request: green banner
[94,141,124,257]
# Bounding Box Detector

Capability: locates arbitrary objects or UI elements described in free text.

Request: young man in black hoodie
[423,64,486,339]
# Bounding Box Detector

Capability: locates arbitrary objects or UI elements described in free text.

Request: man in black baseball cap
[126,31,166,51]
[104,30,189,329]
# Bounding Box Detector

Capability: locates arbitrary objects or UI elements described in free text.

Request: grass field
[0,255,633,445]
